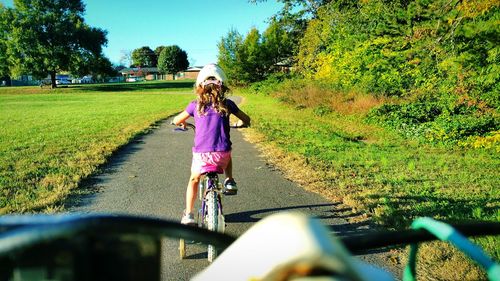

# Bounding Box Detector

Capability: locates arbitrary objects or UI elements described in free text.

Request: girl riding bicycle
[173,64,251,225]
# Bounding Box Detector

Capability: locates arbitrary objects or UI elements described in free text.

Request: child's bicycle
[174,122,227,262]
[179,169,226,262]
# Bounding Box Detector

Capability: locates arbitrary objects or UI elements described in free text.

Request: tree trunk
[50,71,57,88]
[172,73,175,80]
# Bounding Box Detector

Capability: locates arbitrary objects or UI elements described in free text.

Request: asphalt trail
[69,98,400,280]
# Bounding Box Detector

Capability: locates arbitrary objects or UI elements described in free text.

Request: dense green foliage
[2,0,113,88]
[297,0,499,100]
[367,101,499,146]
[238,0,500,146]
[157,45,189,80]
[217,19,296,84]
[131,46,157,67]
[0,4,11,79]
[294,0,499,144]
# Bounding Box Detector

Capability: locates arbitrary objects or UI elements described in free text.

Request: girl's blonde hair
[195,79,230,116]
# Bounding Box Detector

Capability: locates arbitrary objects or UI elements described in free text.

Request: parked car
[72,76,93,84]
[80,76,93,83]
[126,76,142,82]
[55,79,70,85]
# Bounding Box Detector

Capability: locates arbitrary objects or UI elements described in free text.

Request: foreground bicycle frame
[0,212,498,280]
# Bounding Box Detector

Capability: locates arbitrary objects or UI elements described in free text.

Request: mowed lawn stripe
[0,90,193,214]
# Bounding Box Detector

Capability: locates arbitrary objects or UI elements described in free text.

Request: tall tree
[5,0,108,88]
[154,46,166,58]
[218,25,293,84]
[262,18,296,68]
[157,45,189,80]
[131,46,157,67]
[0,4,11,85]
[240,28,267,82]
[90,56,117,81]
[217,29,245,84]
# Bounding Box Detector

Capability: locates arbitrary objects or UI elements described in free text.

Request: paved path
[69,98,400,280]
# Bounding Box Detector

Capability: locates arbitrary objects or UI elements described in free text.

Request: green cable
[403,217,500,281]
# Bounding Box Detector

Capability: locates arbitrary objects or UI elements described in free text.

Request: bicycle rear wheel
[206,191,218,262]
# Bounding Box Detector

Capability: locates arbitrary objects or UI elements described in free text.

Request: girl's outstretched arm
[233,110,251,127]
[173,111,191,126]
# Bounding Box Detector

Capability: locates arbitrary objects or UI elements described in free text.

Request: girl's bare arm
[173,111,190,126]
[233,110,251,127]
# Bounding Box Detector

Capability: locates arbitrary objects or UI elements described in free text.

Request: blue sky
[1,0,283,66]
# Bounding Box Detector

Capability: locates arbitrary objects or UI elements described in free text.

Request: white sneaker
[223,178,238,195]
[181,211,195,225]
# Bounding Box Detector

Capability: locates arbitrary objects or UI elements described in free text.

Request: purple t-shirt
[185,99,240,153]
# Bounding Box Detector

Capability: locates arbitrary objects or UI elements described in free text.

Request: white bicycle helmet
[196,64,227,87]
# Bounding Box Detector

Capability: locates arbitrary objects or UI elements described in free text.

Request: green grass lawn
[0,81,194,213]
[237,91,499,277]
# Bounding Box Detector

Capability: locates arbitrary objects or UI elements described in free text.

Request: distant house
[120,67,158,81]
[120,66,201,81]
[274,59,293,73]
[180,66,202,80]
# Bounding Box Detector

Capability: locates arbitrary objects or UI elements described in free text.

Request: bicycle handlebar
[339,221,500,254]
[171,121,248,130]
[1,214,498,281]
[170,121,195,131]
[1,214,498,255]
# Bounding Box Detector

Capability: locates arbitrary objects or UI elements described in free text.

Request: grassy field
[236,90,499,280]
[0,81,194,214]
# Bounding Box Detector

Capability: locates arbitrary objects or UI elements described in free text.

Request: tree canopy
[295,0,500,105]
[131,46,157,67]
[238,0,499,147]
[229,0,499,109]
[217,29,245,83]
[157,45,189,80]
[3,0,109,87]
[154,46,166,58]
[217,19,297,84]
[0,4,12,81]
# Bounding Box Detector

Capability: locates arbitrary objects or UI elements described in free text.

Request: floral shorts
[191,151,231,174]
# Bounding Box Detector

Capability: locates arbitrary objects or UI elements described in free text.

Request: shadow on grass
[73,81,194,92]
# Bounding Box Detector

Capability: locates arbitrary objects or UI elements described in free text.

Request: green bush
[295,0,499,109]
[368,101,500,145]
[425,114,499,143]
[247,72,291,95]
[372,103,443,124]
